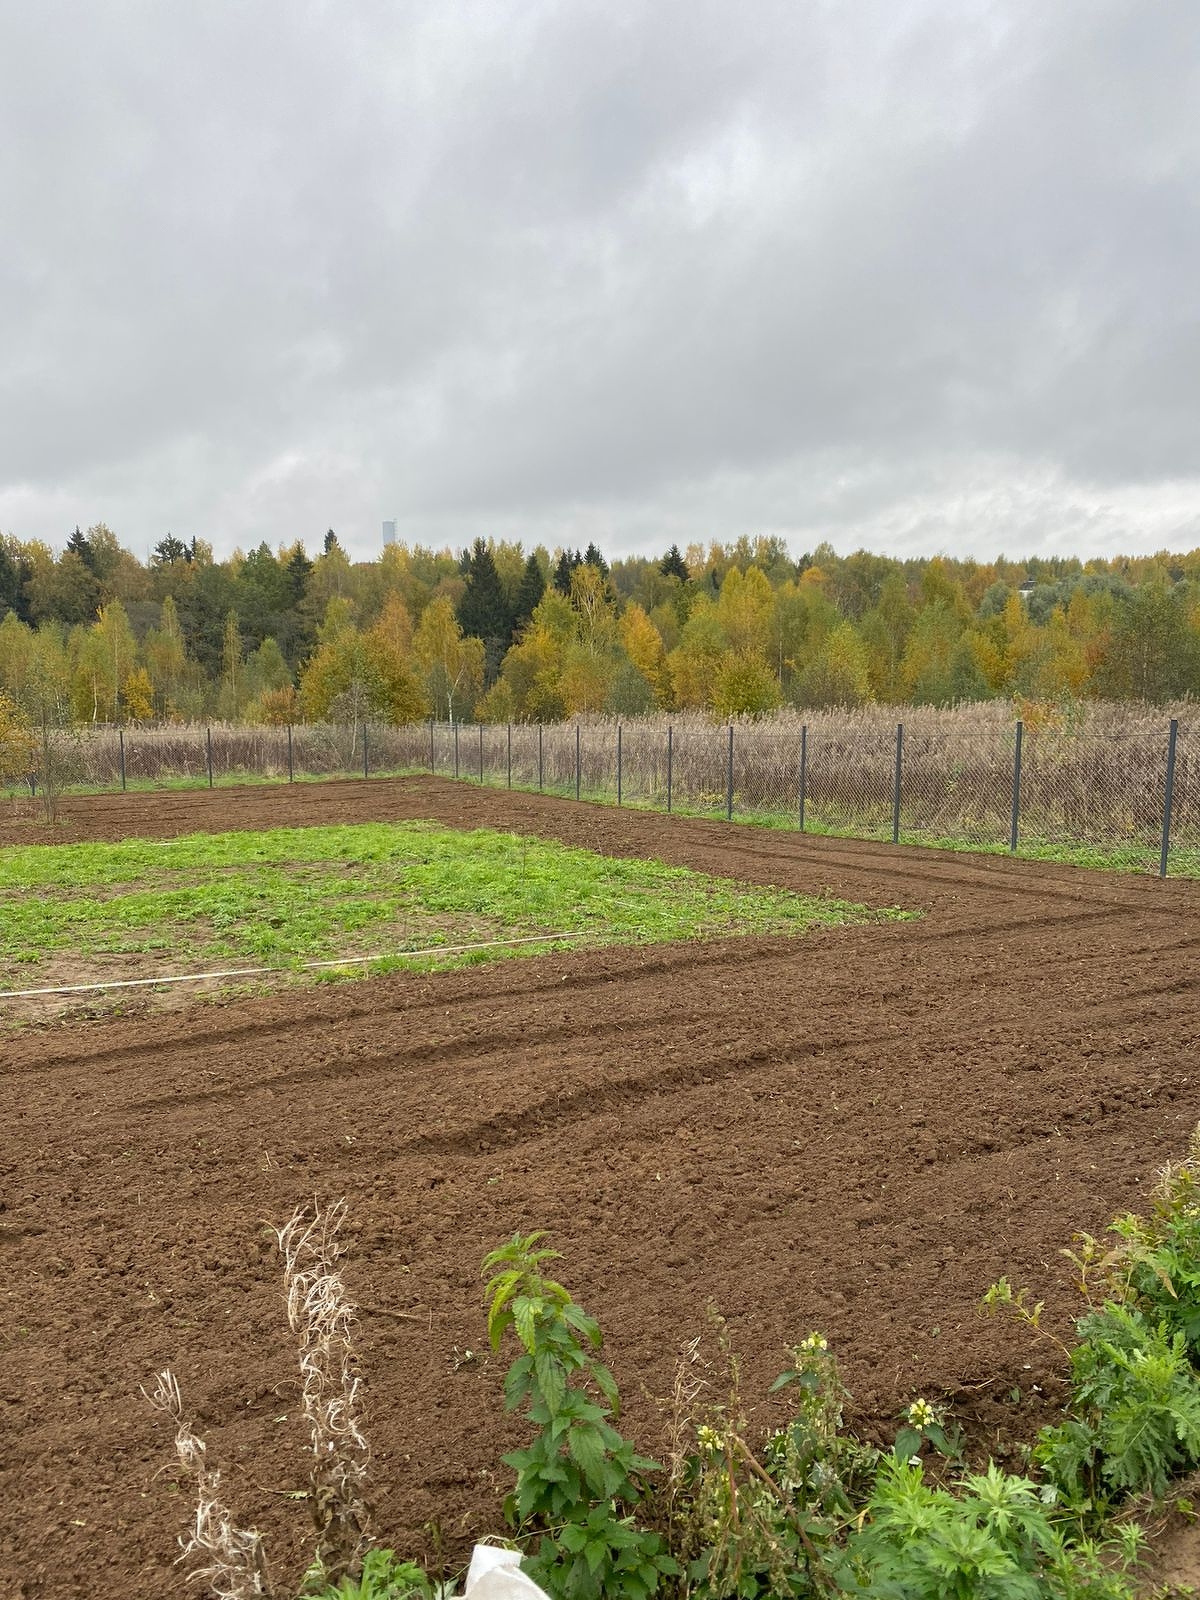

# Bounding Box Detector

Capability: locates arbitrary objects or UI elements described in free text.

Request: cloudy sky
[2,0,1197,565]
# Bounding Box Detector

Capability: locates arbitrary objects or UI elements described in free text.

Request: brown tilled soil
[3,777,1200,1600]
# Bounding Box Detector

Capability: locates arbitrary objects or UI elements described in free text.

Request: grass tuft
[0,820,914,996]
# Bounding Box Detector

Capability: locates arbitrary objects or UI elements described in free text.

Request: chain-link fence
[9,709,1198,877]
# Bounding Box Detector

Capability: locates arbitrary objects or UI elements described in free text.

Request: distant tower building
[382,519,397,547]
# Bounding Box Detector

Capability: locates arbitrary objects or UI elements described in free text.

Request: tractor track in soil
[2,776,1199,1600]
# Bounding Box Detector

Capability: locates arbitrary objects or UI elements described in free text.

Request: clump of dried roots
[276,1198,372,1586]
[144,1369,274,1600]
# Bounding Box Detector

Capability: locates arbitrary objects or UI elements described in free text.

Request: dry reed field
[15,702,1199,875]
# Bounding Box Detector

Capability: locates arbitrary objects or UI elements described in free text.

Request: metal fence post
[575,723,581,801]
[453,721,460,779]
[118,727,126,792]
[666,724,673,814]
[799,724,807,832]
[538,724,544,791]
[206,727,213,789]
[363,725,369,780]
[617,724,623,806]
[1160,718,1179,878]
[40,710,51,819]
[429,717,435,772]
[726,724,734,820]
[479,722,484,784]
[507,723,512,789]
[1009,720,1023,852]
[287,723,294,782]
[892,722,903,844]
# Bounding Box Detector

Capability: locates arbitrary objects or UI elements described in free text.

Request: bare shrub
[144,1369,274,1600]
[276,1199,373,1586]
[145,1199,370,1598]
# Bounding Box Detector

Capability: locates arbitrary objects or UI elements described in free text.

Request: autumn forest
[1,527,1198,735]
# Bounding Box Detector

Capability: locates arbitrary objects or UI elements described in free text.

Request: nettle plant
[483,1233,678,1600]
[985,1130,1200,1521]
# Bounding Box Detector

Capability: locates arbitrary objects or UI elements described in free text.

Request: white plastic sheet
[463,1544,551,1600]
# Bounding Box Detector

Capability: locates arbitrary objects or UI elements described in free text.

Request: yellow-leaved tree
[366,597,428,724]
[619,603,670,706]
[412,597,484,721]
[666,597,726,709]
[711,652,783,717]
[122,666,155,721]
[716,565,774,656]
[0,691,36,787]
[69,600,139,722]
[796,623,873,708]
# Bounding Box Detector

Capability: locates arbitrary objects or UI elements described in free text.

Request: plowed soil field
[3,777,1199,1600]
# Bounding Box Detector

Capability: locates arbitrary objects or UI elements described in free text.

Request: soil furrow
[3,779,1200,1600]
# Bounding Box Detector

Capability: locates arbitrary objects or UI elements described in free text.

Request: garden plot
[1,778,1199,1600]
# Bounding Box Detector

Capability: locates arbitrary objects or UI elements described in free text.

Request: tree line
[0,524,1198,734]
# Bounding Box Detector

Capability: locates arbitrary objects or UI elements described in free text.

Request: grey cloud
[1,0,1197,561]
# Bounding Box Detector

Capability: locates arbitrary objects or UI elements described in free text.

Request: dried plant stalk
[144,1369,274,1600]
[276,1198,372,1585]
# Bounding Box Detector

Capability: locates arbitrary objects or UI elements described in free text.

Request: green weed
[987,1131,1200,1522]
[838,1456,1142,1599]
[308,1548,433,1600]
[0,820,911,991]
[483,1232,678,1600]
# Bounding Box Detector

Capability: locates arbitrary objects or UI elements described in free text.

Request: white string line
[0,931,589,1001]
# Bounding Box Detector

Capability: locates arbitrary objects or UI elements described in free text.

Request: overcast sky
[2,0,1197,566]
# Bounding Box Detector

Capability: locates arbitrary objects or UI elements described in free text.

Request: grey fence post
[429,717,435,772]
[1160,719,1179,879]
[479,722,484,783]
[666,724,673,813]
[575,723,581,801]
[507,723,512,789]
[453,721,460,779]
[39,710,50,817]
[538,724,544,791]
[287,723,294,782]
[206,727,214,789]
[799,724,807,831]
[726,724,734,820]
[892,722,904,844]
[617,724,623,806]
[118,727,126,792]
[1009,720,1023,852]
[363,725,369,780]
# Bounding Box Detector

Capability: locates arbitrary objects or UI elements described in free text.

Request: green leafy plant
[677,1332,873,1599]
[892,1396,965,1467]
[673,1329,1139,1600]
[1067,1136,1200,1361]
[312,1548,434,1600]
[483,1233,677,1600]
[839,1456,1142,1599]
[988,1134,1200,1520]
[1035,1306,1200,1509]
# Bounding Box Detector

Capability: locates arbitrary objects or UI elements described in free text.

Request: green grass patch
[0,820,913,990]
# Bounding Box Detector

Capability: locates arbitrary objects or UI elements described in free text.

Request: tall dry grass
[14,703,1198,866]
[146,1200,372,1599]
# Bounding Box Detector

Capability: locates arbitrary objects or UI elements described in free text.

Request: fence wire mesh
[803,721,896,841]
[666,720,727,816]
[898,723,1015,847]
[10,708,1196,877]
[1018,727,1166,870]
[1169,724,1199,875]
